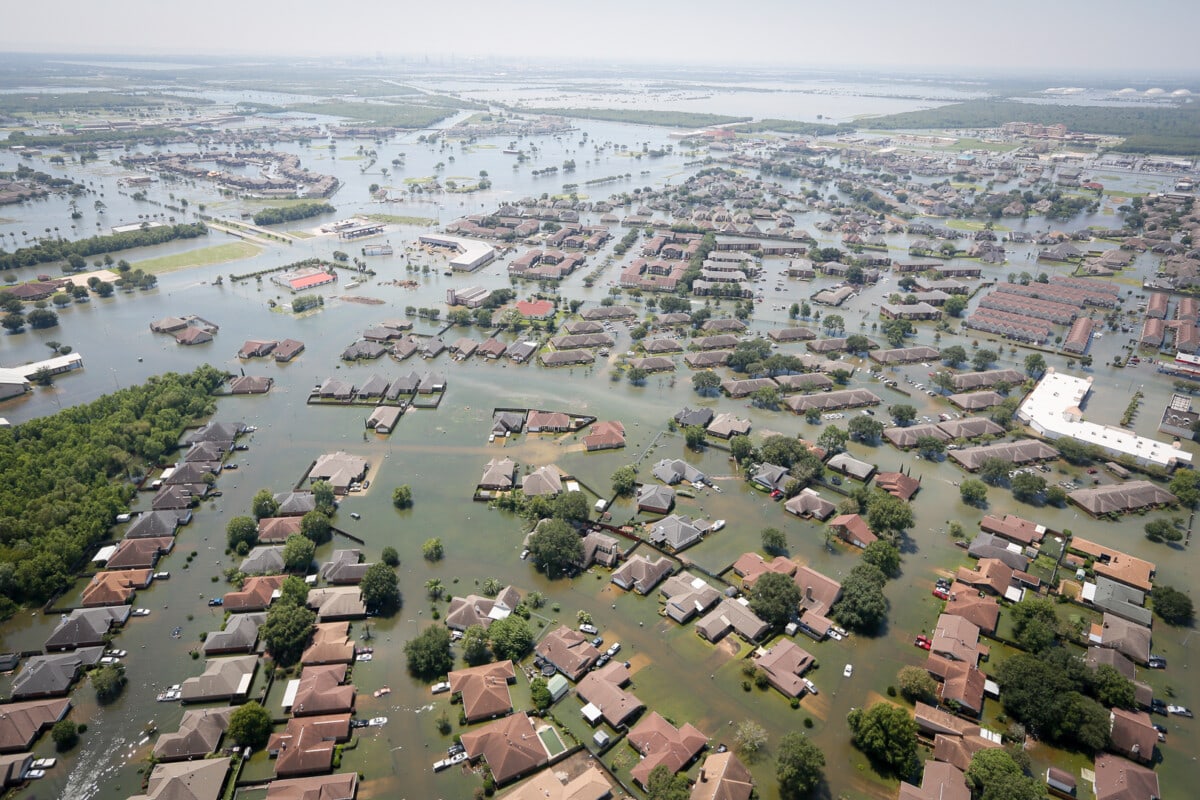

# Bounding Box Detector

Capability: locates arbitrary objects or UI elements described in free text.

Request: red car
[1086,468,1098,474]
[932,588,949,600]
[914,635,932,650]
[770,490,784,500]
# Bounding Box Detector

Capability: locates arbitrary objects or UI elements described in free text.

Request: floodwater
[0,88,1196,800]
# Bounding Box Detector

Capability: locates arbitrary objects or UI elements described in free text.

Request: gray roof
[12,647,104,698]
[949,440,1058,470]
[611,554,674,593]
[826,452,876,480]
[967,533,1030,571]
[152,707,234,762]
[44,607,130,651]
[1090,577,1152,627]
[240,546,285,575]
[125,509,187,538]
[673,407,714,427]
[320,550,372,584]
[273,491,317,516]
[752,463,790,491]
[1069,481,1177,515]
[647,514,705,551]
[203,613,266,655]
[180,655,258,702]
[652,458,706,486]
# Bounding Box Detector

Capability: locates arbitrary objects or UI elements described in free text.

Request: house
[301,621,356,666]
[1092,753,1160,800]
[967,533,1030,571]
[526,410,573,432]
[1069,539,1155,593]
[308,452,368,494]
[267,714,352,777]
[81,569,152,607]
[980,514,1048,547]
[1083,577,1152,627]
[317,378,355,400]
[696,598,769,643]
[636,484,675,514]
[535,626,600,681]
[1108,708,1157,764]
[44,606,130,652]
[264,774,357,800]
[522,465,567,497]
[175,327,214,346]
[659,571,721,624]
[785,488,836,520]
[827,514,877,548]
[495,765,611,800]
[274,338,305,362]
[105,536,174,570]
[646,515,706,551]
[652,458,706,486]
[899,761,970,800]
[583,421,626,451]
[307,586,366,620]
[691,751,754,800]
[913,702,1002,771]
[1092,613,1151,665]
[732,553,797,589]
[0,697,71,753]
[931,614,987,665]
[753,640,815,697]
[627,711,708,789]
[706,412,751,439]
[577,661,643,728]
[932,658,987,716]
[203,613,266,656]
[319,550,372,585]
[449,661,516,722]
[825,452,875,481]
[794,566,842,639]
[480,458,518,491]
[612,554,674,593]
[10,648,103,698]
[274,491,317,517]
[153,707,234,762]
[128,758,231,800]
[674,407,715,428]
[751,463,790,493]
[579,531,621,569]
[461,713,550,786]
[288,664,355,717]
[240,545,286,575]
[944,584,1001,635]
[180,655,258,703]
[125,509,187,539]
[875,471,921,500]
[445,586,521,631]
[224,575,286,613]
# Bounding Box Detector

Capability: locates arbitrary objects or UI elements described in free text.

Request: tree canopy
[965,749,1044,800]
[488,615,534,662]
[260,596,317,667]
[1153,584,1194,625]
[831,563,890,634]
[749,571,801,628]
[776,731,825,799]
[528,519,583,578]
[847,702,919,778]
[405,624,453,680]
[360,562,401,614]
[227,701,273,749]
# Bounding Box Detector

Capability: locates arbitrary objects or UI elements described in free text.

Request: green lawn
[945,219,1010,232]
[368,214,437,226]
[133,241,262,273]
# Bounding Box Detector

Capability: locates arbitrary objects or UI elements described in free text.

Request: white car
[606,642,621,657]
[828,630,843,641]
[843,664,854,678]
[579,623,598,635]
[803,679,818,695]
[131,608,150,617]
[23,769,45,780]
[31,758,55,769]
[431,681,451,694]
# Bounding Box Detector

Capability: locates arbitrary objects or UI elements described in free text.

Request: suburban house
[10,648,103,699]
[445,586,521,631]
[651,458,706,486]
[287,664,355,717]
[300,622,356,666]
[825,452,876,482]
[696,598,769,644]
[224,575,286,613]
[627,711,708,789]
[479,458,518,491]
[461,713,552,786]
[706,412,751,439]
[943,585,1001,635]
[827,514,877,548]
[785,488,836,521]
[267,714,352,778]
[535,626,600,681]
[448,661,516,723]
[522,465,567,497]
[611,554,674,594]
[307,452,368,494]
[203,613,266,656]
[306,586,367,621]
[1092,753,1160,800]
[319,550,373,585]
[1108,707,1157,764]
[636,484,676,514]
[1090,613,1151,665]
[152,707,234,762]
[578,531,621,569]
[262,775,357,800]
[130,758,231,800]
[691,751,754,800]
[659,571,721,624]
[496,765,611,800]
[44,607,130,652]
[583,421,626,451]
[794,566,842,640]
[81,569,152,607]
[180,655,258,704]
[930,614,988,665]
[899,761,970,800]
[576,661,643,728]
[751,463,790,493]
[752,640,815,697]
[0,697,71,753]
[646,515,707,551]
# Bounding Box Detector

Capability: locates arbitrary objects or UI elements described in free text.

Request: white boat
[368,716,388,727]
[710,519,726,532]
[356,653,373,662]
[31,758,56,769]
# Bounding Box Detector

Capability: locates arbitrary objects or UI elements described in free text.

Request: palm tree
[425,578,444,601]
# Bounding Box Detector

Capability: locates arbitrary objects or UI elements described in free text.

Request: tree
[941,345,967,366]
[27,308,58,329]
[1153,585,1194,625]
[683,425,707,451]
[381,546,400,567]
[423,538,445,561]
[488,615,534,662]
[1010,597,1059,653]
[734,719,768,762]
[762,527,788,556]
[823,314,845,334]
[848,415,884,443]
[611,465,637,496]
[91,663,126,703]
[1024,353,1046,377]
[226,515,258,551]
[1169,468,1200,507]
[749,572,801,628]
[528,519,583,578]
[1,312,25,332]
[1090,664,1135,710]
[278,575,310,608]
[530,677,552,710]
[831,563,890,634]
[846,334,871,354]
[776,731,825,799]
[282,534,316,572]
[52,720,79,752]
[729,435,754,464]
[751,386,781,409]
[1144,519,1182,543]
[817,425,848,455]
[360,562,401,614]
[227,701,272,749]
[392,485,414,509]
[552,491,591,524]
[1046,485,1068,506]
[866,493,913,533]
[979,458,1010,486]
[462,624,492,666]
[627,366,649,386]
[862,539,901,578]
[405,625,453,680]
[889,404,916,425]
[881,318,913,347]
[965,749,1044,800]
[252,488,279,520]
[1010,472,1046,503]
[960,479,988,506]
[311,480,336,515]
[847,702,919,777]
[261,600,317,667]
[300,510,332,544]
[914,435,944,459]
[944,295,967,317]
[971,348,997,371]
[644,764,691,800]
[692,370,721,395]
[897,665,938,703]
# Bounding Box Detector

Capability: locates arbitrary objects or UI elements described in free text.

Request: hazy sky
[4,0,1199,77]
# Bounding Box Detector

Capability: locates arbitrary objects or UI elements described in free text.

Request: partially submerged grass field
[367,213,437,226]
[133,241,262,273]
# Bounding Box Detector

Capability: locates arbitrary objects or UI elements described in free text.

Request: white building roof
[1017,370,1192,468]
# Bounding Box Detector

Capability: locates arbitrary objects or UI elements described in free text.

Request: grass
[286,101,459,128]
[945,220,1010,232]
[938,137,1021,153]
[522,107,751,128]
[404,176,435,185]
[133,241,262,274]
[288,230,316,239]
[241,198,328,209]
[367,214,437,226]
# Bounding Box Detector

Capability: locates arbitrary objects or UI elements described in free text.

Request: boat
[710,519,726,532]
[156,685,182,702]
[368,716,388,727]
[373,686,391,698]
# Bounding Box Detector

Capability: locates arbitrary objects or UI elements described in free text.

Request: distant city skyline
[3,0,1200,79]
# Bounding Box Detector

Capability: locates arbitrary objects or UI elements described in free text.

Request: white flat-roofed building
[1018,370,1192,469]
[419,233,496,272]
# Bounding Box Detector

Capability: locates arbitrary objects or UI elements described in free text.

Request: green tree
[1090,664,1135,710]
[261,600,317,667]
[1,312,25,332]
[683,425,707,450]
[1153,585,1194,625]
[405,625,453,680]
[425,578,445,601]
[52,720,79,752]
[749,572,802,628]
[611,465,638,497]
[462,624,492,666]
[848,415,884,443]
[227,701,273,749]
[311,480,336,515]
[627,366,649,386]
[528,519,583,578]
[960,479,988,506]
[845,334,871,354]
[91,663,126,703]
[278,575,310,608]
[730,435,754,463]
[226,515,258,551]
[1046,485,1068,506]
[889,404,917,425]
[847,702,919,777]
[1169,469,1200,507]
[897,665,937,704]
[941,345,967,366]
[1010,472,1046,503]
[751,385,781,409]
[1024,353,1047,377]
[644,764,691,800]
[965,749,1044,800]
[824,314,845,334]
[862,539,901,578]
[27,308,58,329]
[831,563,890,634]
[282,533,316,572]
[530,677,552,710]
[692,370,722,395]
[381,546,400,567]
[423,538,444,561]
[762,527,788,556]
[1010,597,1059,653]
[914,435,944,459]
[817,425,848,455]
[979,458,1010,486]
[300,510,332,544]
[945,296,968,317]
[392,485,414,509]
[734,719,768,762]
[252,488,279,520]
[971,348,997,371]
[552,491,591,524]
[360,562,401,614]
[1144,519,1182,543]
[488,615,534,662]
[776,731,825,799]
[866,493,913,533]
